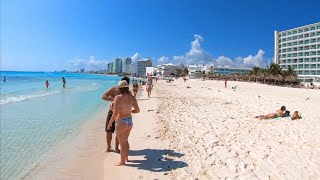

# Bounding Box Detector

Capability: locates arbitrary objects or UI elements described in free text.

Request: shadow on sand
[127,149,188,172]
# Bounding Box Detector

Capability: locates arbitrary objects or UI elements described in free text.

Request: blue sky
[1,0,320,71]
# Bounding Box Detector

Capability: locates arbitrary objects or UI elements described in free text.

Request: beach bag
[283,110,290,117]
[291,111,302,120]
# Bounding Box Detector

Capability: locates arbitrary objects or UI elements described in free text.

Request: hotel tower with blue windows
[274,22,320,82]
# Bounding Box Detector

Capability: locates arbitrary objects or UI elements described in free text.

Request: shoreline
[26,82,182,180]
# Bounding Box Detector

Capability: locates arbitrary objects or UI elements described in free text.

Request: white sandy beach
[154,78,320,179]
[27,78,320,180]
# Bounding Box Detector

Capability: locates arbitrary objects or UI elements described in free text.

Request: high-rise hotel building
[274,22,320,81]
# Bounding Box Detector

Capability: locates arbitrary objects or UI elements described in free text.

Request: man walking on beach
[102,76,130,152]
[225,78,227,88]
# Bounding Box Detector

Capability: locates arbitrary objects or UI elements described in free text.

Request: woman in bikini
[132,80,139,97]
[146,78,153,98]
[107,80,140,166]
[255,106,286,119]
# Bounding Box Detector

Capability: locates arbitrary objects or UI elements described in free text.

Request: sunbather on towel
[255,106,286,119]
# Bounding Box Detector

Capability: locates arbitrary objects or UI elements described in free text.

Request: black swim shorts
[105,110,115,133]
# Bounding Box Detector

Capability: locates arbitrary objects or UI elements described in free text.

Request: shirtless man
[102,76,130,152]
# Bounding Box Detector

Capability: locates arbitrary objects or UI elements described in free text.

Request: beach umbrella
[265,74,275,80]
[285,75,297,82]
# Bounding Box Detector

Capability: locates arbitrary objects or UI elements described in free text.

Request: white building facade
[122,57,132,74]
[156,63,177,76]
[188,64,204,79]
[136,59,152,76]
[274,22,320,82]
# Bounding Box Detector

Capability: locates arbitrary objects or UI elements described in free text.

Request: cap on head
[118,80,129,88]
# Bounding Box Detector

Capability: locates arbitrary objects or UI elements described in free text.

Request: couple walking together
[102,77,140,166]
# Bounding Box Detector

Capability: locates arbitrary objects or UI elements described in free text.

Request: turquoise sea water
[0,71,120,180]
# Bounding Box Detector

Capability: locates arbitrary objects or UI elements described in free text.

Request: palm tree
[269,63,282,76]
[175,69,183,76]
[287,66,297,76]
[251,66,261,75]
[281,66,297,78]
[183,68,189,77]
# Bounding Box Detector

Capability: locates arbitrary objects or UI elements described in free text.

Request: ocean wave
[0,91,62,105]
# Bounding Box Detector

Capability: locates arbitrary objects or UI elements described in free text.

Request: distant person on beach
[102,76,130,152]
[3,76,6,83]
[225,78,227,88]
[46,80,50,88]
[62,77,66,88]
[146,78,153,98]
[255,106,286,119]
[107,80,140,166]
[132,80,139,97]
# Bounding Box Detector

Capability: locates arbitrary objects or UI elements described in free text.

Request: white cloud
[157,34,270,68]
[131,53,140,63]
[215,56,234,66]
[157,56,170,64]
[67,56,109,71]
[213,50,269,68]
[170,34,213,65]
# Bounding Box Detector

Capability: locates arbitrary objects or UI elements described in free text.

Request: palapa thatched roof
[285,75,297,82]
[274,74,284,81]
[265,74,275,80]
[248,74,256,79]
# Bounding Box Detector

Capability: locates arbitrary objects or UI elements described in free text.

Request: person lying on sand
[255,106,286,119]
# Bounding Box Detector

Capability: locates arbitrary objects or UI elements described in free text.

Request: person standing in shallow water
[3,76,6,83]
[46,80,50,88]
[62,77,66,88]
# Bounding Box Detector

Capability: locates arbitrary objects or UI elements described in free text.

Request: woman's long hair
[119,87,130,94]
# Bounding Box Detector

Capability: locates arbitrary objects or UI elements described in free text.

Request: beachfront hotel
[211,66,251,75]
[274,22,320,82]
[136,59,153,75]
[122,57,132,74]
